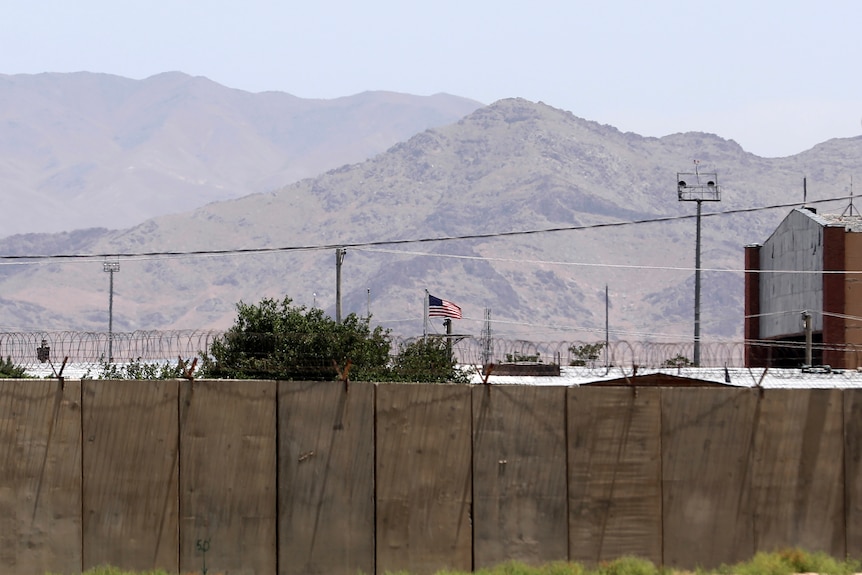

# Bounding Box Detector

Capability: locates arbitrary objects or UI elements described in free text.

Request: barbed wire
[4,330,860,377]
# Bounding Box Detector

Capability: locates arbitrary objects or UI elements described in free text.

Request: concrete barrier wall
[472,385,568,568]
[278,380,375,575]
[376,383,473,575]
[0,380,81,575]
[1,380,862,574]
[82,380,179,572]
[845,389,862,557]
[661,388,757,569]
[751,389,845,556]
[179,380,277,575]
[568,386,662,565]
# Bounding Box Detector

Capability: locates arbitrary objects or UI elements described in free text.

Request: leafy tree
[388,337,471,383]
[569,342,605,366]
[199,296,391,381]
[0,356,28,378]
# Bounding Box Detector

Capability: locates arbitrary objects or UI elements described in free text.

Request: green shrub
[720,549,860,575]
[92,357,183,380]
[387,337,471,383]
[478,561,536,575]
[43,547,862,575]
[474,561,585,575]
[569,342,605,366]
[47,567,176,575]
[0,355,28,378]
[596,556,662,575]
[199,296,390,381]
[200,294,472,383]
[537,562,586,575]
[779,547,860,575]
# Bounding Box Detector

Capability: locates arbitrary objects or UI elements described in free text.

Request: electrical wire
[2,194,856,338]
[355,246,862,276]
[0,195,851,263]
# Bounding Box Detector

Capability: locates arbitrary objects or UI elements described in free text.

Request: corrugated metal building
[745,206,862,368]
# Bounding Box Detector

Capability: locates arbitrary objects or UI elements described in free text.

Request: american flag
[428,294,462,319]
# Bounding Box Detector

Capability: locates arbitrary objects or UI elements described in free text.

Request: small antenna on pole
[842,176,858,217]
[481,308,493,368]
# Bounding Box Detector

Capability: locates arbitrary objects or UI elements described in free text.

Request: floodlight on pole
[676,162,721,366]
[103,259,120,362]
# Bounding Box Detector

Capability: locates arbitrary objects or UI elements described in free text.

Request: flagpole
[423,289,429,342]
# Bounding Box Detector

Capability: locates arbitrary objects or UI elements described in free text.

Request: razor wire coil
[3,330,859,376]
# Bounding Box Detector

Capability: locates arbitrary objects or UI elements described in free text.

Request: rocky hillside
[1,98,860,343]
[0,71,482,236]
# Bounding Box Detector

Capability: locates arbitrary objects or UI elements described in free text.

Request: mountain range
[0,71,482,235]
[2,74,861,346]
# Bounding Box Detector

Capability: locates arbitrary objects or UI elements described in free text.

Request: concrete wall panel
[752,389,845,555]
[661,388,757,568]
[0,380,82,575]
[81,380,178,572]
[5,380,862,574]
[472,385,567,568]
[376,384,472,575]
[278,380,375,575]
[179,380,277,575]
[568,386,662,565]
[845,389,862,556]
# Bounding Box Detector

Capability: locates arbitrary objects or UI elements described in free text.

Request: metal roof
[20,362,862,388]
[467,365,862,389]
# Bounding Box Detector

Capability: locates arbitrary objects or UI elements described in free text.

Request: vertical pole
[694,200,702,366]
[803,311,813,366]
[108,268,114,362]
[482,308,492,366]
[605,284,609,370]
[423,290,429,342]
[104,260,119,362]
[444,318,452,360]
[335,248,346,323]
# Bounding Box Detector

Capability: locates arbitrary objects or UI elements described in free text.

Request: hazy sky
[1,0,859,158]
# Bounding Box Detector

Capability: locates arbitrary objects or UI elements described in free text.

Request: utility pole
[443,318,453,360]
[605,285,610,370]
[677,163,721,366]
[103,259,120,362]
[335,248,346,323]
[694,199,703,365]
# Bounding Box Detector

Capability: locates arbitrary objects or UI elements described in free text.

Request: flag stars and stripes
[428,294,462,319]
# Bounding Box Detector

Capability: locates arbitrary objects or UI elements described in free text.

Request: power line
[0,195,850,264]
[356,246,862,276]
